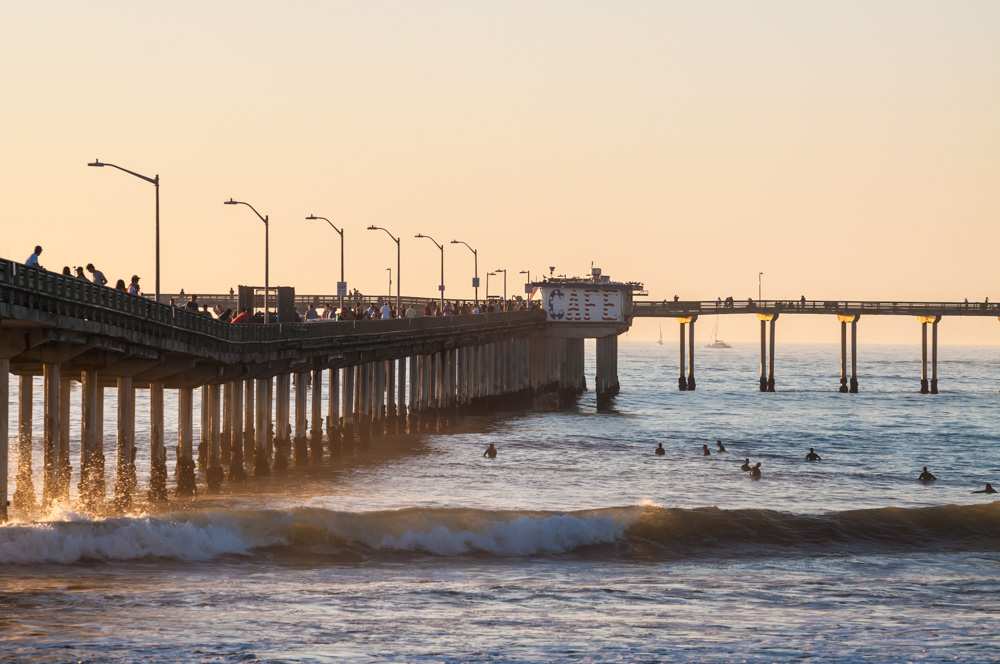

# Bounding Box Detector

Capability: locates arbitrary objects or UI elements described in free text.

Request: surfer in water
[918,466,937,482]
[716,440,727,453]
[483,443,498,459]
[740,458,752,472]
[806,448,822,461]
[749,462,762,480]
[655,443,665,456]
[972,483,996,494]
[702,444,711,456]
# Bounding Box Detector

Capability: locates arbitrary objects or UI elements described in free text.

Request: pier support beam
[850,317,859,393]
[328,368,340,453]
[79,371,105,511]
[243,378,255,472]
[58,377,71,502]
[386,360,397,419]
[757,313,778,392]
[311,368,323,462]
[42,363,61,506]
[113,376,137,510]
[917,315,941,394]
[253,378,271,477]
[838,314,860,393]
[206,383,223,492]
[291,372,307,465]
[398,357,408,423]
[13,375,36,513]
[343,366,355,442]
[595,335,620,403]
[931,317,940,394]
[687,315,697,391]
[678,321,688,390]
[254,378,271,476]
[176,386,196,496]
[229,380,246,482]
[0,359,8,522]
[149,382,168,502]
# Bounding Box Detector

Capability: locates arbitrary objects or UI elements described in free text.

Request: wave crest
[1,503,998,565]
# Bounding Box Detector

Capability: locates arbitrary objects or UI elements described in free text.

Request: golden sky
[2,1,998,343]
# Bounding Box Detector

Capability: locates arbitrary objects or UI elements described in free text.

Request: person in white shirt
[25,245,42,269]
[380,302,392,320]
[405,303,419,319]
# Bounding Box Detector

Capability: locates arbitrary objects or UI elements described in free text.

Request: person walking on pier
[25,245,43,269]
[806,448,822,461]
[86,263,107,287]
[484,443,498,459]
[972,483,996,494]
[655,443,665,456]
[918,467,937,482]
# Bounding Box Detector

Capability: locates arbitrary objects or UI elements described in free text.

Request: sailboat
[706,316,731,349]
[657,324,663,345]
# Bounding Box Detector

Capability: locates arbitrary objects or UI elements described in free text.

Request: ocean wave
[1,503,997,565]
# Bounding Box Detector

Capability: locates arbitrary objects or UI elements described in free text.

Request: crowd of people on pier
[23,244,537,325]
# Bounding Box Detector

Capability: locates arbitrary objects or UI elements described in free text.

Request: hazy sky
[2,1,998,343]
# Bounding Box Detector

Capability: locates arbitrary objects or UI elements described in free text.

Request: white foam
[0,516,263,565]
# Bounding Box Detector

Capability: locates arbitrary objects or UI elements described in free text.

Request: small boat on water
[706,317,731,348]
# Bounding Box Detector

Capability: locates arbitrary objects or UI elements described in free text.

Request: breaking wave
[1,503,998,565]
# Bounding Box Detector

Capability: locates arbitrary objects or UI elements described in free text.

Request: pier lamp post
[494,268,508,303]
[758,272,764,303]
[87,159,161,303]
[414,233,445,311]
[486,271,495,303]
[225,199,270,320]
[386,267,392,299]
[450,239,479,305]
[367,226,400,313]
[519,270,531,292]
[305,214,345,313]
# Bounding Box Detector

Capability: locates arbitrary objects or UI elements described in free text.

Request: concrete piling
[243,378,255,472]
[289,372,305,466]
[149,382,168,501]
[176,386,197,496]
[113,376,137,510]
[13,375,36,513]
[311,367,323,462]
[229,380,246,482]
[58,377,72,501]
[0,359,8,522]
[687,316,697,391]
[79,371,106,511]
[254,378,270,476]
[206,383,223,492]
[42,363,61,506]
[328,367,340,453]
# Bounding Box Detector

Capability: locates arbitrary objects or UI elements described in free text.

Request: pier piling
[176,386,197,496]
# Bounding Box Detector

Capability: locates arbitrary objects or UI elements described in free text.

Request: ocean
[2,342,999,662]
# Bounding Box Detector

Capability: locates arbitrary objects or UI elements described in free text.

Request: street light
[367,226,400,313]
[306,214,345,312]
[386,267,392,298]
[494,268,507,302]
[225,199,270,320]
[88,159,161,303]
[758,272,764,302]
[414,233,445,311]
[519,270,532,301]
[485,271,495,302]
[450,239,479,305]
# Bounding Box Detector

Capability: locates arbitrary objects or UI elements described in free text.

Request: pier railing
[0,260,544,347]
[633,299,1000,317]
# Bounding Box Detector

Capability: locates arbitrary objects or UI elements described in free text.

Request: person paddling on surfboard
[484,443,498,459]
[740,458,752,472]
[918,466,937,482]
[806,448,821,461]
[972,483,996,494]
[654,443,665,456]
